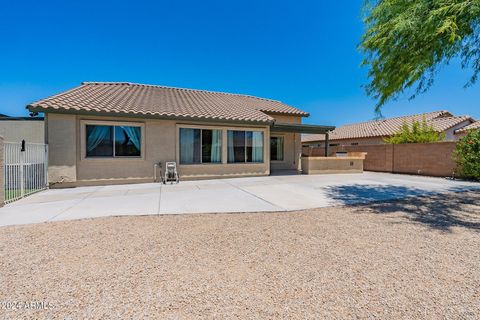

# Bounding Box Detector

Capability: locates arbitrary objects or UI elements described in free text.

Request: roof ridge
[430,114,471,120]
[81,81,283,104]
[339,110,450,128]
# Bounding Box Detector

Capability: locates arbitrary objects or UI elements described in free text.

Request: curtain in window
[120,126,141,151]
[180,128,201,163]
[87,125,111,152]
[227,131,235,163]
[211,130,222,163]
[180,128,195,164]
[252,132,264,162]
[271,137,284,161]
[276,137,283,160]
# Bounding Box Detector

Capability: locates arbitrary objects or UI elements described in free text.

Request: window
[86,124,141,158]
[86,125,113,157]
[227,130,264,163]
[179,128,222,164]
[351,142,359,146]
[270,136,284,161]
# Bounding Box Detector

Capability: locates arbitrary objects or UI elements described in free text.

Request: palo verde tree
[360,0,480,112]
[384,118,446,143]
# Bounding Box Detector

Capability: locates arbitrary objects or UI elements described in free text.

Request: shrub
[455,129,480,180]
[384,118,445,144]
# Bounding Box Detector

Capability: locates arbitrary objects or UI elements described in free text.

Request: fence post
[20,140,25,197]
[0,136,4,207]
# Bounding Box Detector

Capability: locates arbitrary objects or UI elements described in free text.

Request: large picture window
[270,136,284,161]
[227,130,264,163]
[86,124,141,158]
[179,128,222,164]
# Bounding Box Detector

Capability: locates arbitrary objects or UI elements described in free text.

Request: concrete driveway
[0,172,479,227]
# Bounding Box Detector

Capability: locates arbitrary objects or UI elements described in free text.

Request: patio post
[324,132,329,157]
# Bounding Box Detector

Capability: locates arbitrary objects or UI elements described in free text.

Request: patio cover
[271,122,335,157]
[270,123,335,134]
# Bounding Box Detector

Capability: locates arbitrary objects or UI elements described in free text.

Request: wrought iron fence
[4,141,48,203]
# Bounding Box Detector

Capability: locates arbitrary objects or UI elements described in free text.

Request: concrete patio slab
[0,172,479,227]
[159,183,283,214]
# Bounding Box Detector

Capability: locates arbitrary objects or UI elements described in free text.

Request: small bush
[455,129,480,180]
[384,118,445,144]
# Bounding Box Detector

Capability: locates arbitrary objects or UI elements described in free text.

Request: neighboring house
[454,121,480,138]
[0,114,44,143]
[302,110,476,147]
[28,82,333,187]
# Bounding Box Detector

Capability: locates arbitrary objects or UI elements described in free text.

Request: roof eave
[27,105,274,126]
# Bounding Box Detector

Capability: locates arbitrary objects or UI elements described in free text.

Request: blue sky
[1,0,478,126]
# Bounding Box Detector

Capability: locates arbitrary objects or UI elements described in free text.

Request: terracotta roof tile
[28,82,309,123]
[302,111,474,142]
[456,120,480,133]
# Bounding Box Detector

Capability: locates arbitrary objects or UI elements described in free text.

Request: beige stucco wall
[270,114,302,124]
[0,120,44,143]
[301,156,364,174]
[46,113,275,186]
[46,114,77,184]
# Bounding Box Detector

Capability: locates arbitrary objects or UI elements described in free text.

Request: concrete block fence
[303,142,459,177]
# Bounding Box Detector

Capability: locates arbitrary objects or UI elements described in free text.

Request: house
[302,110,476,147]
[0,114,44,143]
[28,82,333,187]
[454,121,480,138]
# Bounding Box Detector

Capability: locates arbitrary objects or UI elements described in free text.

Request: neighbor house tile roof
[302,111,474,143]
[455,121,480,133]
[28,82,309,123]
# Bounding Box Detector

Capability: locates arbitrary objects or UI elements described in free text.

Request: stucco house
[302,110,476,147]
[28,82,333,187]
[454,120,480,138]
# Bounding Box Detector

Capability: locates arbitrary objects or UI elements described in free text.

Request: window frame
[176,124,266,166]
[81,120,145,160]
[227,130,265,164]
[270,135,285,162]
[179,127,223,165]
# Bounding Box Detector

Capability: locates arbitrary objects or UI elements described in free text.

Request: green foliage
[360,0,480,112]
[384,118,446,144]
[455,129,480,180]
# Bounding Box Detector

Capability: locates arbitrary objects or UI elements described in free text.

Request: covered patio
[269,122,335,175]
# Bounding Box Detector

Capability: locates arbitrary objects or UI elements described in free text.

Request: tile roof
[455,120,480,133]
[302,111,475,143]
[28,82,309,123]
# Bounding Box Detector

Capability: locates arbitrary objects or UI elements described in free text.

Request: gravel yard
[1,191,479,319]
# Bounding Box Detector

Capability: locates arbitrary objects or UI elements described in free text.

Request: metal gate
[4,141,48,204]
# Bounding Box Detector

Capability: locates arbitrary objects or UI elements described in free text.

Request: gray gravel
[1,191,479,319]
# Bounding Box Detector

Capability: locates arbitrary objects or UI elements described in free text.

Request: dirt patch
[1,191,479,319]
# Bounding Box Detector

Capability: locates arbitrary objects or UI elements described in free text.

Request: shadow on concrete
[325,184,480,231]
